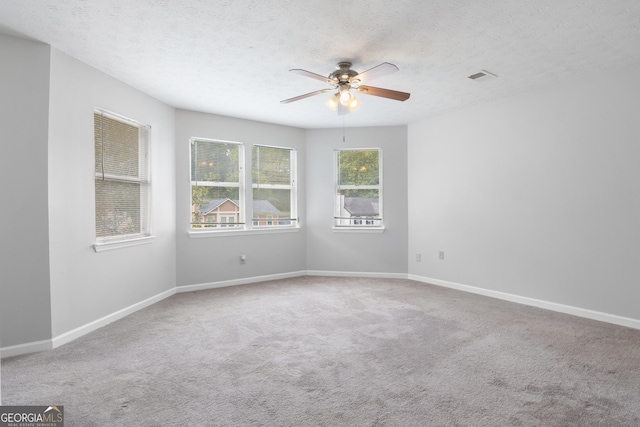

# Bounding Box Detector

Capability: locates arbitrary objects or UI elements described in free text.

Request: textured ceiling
[1,0,640,129]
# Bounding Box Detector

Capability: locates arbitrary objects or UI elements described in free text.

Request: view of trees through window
[335,149,382,227]
[252,146,295,227]
[190,140,297,230]
[190,140,242,228]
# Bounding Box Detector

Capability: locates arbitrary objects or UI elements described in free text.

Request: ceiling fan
[280,61,410,115]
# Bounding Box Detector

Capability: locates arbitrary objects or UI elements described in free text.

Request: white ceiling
[1,0,640,129]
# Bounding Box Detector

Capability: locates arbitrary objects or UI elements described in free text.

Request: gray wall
[0,34,52,347]
[47,49,177,337]
[306,126,408,275]
[175,109,307,287]
[408,63,640,320]
[0,32,177,353]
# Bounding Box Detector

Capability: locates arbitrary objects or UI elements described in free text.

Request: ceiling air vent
[468,70,498,81]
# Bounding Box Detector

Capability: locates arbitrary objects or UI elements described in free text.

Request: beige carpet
[3,276,640,426]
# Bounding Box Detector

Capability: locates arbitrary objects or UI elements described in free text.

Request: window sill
[332,226,385,233]
[188,227,300,238]
[93,235,156,252]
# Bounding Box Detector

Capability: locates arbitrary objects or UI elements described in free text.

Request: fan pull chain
[342,116,346,142]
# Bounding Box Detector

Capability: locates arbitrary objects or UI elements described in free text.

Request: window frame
[93,109,154,252]
[333,148,384,232]
[251,144,298,229]
[189,137,245,231]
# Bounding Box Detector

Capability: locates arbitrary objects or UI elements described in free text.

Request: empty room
[1,1,640,425]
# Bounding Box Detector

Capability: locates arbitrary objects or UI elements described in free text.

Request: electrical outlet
[415,253,421,262]
[438,251,445,260]
[240,254,246,264]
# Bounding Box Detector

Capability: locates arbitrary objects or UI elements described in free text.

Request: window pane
[252,146,291,185]
[95,113,140,177]
[252,145,296,227]
[335,148,381,227]
[191,140,239,183]
[336,189,381,226]
[253,188,291,226]
[338,189,380,217]
[338,150,379,186]
[191,186,241,228]
[96,179,141,237]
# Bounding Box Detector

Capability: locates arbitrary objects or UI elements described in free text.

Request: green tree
[338,150,379,199]
[252,146,291,185]
[191,140,240,183]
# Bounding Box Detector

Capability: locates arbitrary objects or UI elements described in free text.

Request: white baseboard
[409,274,640,331]
[51,287,176,349]
[306,270,408,279]
[6,272,639,359]
[176,270,407,293]
[176,271,308,293]
[0,339,53,359]
[1,288,176,359]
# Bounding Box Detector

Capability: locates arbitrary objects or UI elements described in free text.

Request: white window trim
[332,226,385,233]
[333,148,384,231]
[93,235,157,252]
[188,227,300,238]
[94,108,153,249]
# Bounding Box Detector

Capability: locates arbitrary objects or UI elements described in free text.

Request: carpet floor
[2,276,640,426]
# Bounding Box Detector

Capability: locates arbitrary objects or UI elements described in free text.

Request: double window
[94,110,151,243]
[190,139,297,231]
[334,148,383,228]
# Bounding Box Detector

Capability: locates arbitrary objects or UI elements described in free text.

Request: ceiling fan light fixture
[348,96,361,111]
[339,87,353,105]
[325,93,339,111]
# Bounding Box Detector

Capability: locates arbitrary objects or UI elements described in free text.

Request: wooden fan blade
[356,85,410,101]
[290,69,336,84]
[354,62,399,83]
[280,88,333,104]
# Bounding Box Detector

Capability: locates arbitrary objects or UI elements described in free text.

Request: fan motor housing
[329,62,359,84]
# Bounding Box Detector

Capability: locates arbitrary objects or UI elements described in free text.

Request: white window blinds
[94,110,150,240]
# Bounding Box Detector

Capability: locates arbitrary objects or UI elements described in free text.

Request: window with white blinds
[252,145,297,227]
[94,110,150,241]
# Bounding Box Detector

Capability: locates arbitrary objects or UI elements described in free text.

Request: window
[190,138,244,229]
[252,145,297,228]
[94,110,150,242]
[334,149,382,228]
